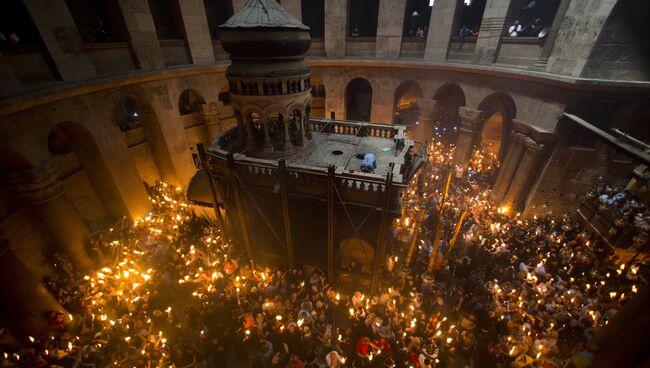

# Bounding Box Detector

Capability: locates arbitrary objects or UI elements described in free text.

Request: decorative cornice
[1,59,648,117]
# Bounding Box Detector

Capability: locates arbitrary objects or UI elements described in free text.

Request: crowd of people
[585,184,649,249]
[0,134,647,367]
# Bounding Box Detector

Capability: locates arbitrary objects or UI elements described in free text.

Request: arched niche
[477,92,516,161]
[48,121,129,223]
[433,83,466,126]
[393,80,423,125]
[114,96,178,186]
[345,78,372,121]
[178,89,206,116]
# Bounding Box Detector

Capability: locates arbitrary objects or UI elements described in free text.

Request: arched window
[178,89,206,116]
[345,78,373,121]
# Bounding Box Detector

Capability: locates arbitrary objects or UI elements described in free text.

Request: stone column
[546,0,617,77]
[202,105,221,144]
[452,107,482,171]
[177,0,215,65]
[534,0,572,67]
[7,159,95,273]
[0,240,68,337]
[490,131,526,203]
[370,82,394,124]
[324,0,347,57]
[262,119,273,152]
[0,52,23,97]
[116,0,165,70]
[284,120,294,149]
[413,98,437,142]
[503,137,544,211]
[281,0,302,21]
[376,0,408,59]
[244,118,256,152]
[22,0,97,81]
[424,0,461,61]
[472,0,515,65]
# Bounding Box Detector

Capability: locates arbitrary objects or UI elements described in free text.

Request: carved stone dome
[218,0,310,59]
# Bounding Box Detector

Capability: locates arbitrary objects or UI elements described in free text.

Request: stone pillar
[546,0,617,77]
[116,0,165,70]
[0,240,68,337]
[502,137,544,211]
[262,119,273,152]
[177,0,215,65]
[376,0,408,59]
[370,82,394,124]
[490,131,526,203]
[413,98,437,142]
[0,52,23,97]
[452,107,482,171]
[534,0,572,67]
[245,118,256,151]
[472,0,515,65]
[7,160,95,273]
[202,105,221,144]
[324,0,347,57]
[22,0,97,81]
[281,0,302,21]
[284,120,294,149]
[424,0,461,61]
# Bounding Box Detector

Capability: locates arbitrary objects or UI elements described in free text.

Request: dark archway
[349,0,380,37]
[393,80,423,125]
[433,83,466,126]
[114,96,177,186]
[301,0,324,38]
[345,78,372,121]
[178,89,206,116]
[477,92,516,161]
[458,0,487,35]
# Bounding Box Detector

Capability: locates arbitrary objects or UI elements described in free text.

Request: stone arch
[114,96,179,186]
[338,237,374,274]
[345,77,373,121]
[433,83,467,126]
[263,104,289,117]
[393,80,423,124]
[477,92,517,161]
[178,89,206,116]
[48,121,130,222]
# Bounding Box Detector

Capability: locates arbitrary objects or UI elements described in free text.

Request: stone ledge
[1,58,649,117]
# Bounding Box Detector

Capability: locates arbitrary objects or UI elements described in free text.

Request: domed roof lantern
[218,0,311,58]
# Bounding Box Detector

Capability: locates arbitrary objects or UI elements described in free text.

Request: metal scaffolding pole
[278,159,295,267]
[227,153,253,260]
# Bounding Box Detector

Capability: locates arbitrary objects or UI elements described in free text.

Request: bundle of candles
[0,137,647,367]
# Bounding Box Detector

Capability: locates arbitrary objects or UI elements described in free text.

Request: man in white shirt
[508,21,522,37]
